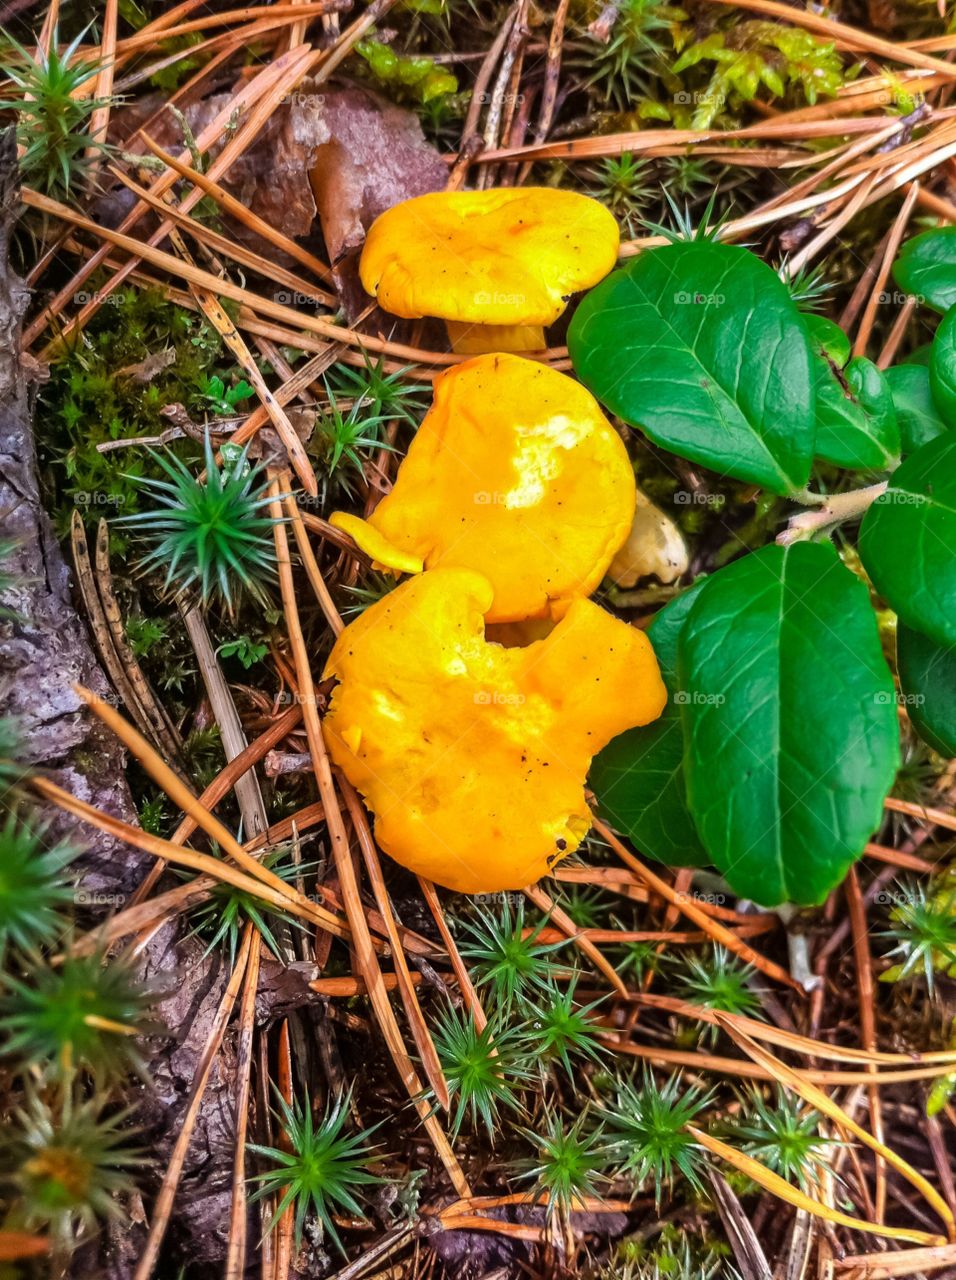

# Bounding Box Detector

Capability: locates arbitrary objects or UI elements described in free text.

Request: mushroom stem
[445,320,547,355]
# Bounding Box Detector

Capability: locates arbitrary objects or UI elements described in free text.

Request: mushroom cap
[358,188,620,326]
[322,567,666,894]
[332,353,637,623]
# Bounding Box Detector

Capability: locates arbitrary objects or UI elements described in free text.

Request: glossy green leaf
[930,306,956,422]
[677,542,899,906]
[897,623,956,757]
[805,314,850,366]
[813,355,900,471]
[568,241,815,496]
[884,364,951,455]
[589,580,709,867]
[859,433,956,647]
[893,228,956,314]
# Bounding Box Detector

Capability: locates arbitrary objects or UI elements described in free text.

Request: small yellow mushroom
[322,568,666,894]
[608,489,690,589]
[358,188,620,354]
[330,353,636,624]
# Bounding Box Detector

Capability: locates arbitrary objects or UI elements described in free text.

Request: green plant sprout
[676,947,762,1033]
[514,1107,611,1219]
[728,1088,834,1189]
[0,26,114,197]
[312,386,396,497]
[249,1090,381,1254]
[120,435,279,610]
[458,897,565,1012]
[328,354,429,425]
[185,850,314,963]
[0,811,76,960]
[431,1005,531,1138]
[1,951,152,1080]
[10,1090,143,1250]
[521,979,608,1075]
[605,1071,711,1205]
[880,879,956,990]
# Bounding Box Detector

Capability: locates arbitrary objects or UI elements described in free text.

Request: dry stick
[865,841,936,874]
[65,687,346,927]
[786,171,882,275]
[181,604,269,839]
[86,0,118,180]
[69,512,158,747]
[110,3,333,56]
[523,882,627,998]
[852,182,921,359]
[129,704,304,906]
[23,188,460,369]
[717,1015,956,1240]
[592,818,800,991]
[341,778,451,1110]
[225,931,262,1280]
[24,44,317,350]
[34,775,349,939]
[134,924,253,1280]
[629,999,956,1065]
[517,0,570,184]
[460,10,516,147]
[139,137,332,283]
[478,0,528,189]
[417,878,489,1031]
[267,472,471,1197]
[690,1127,944,1248]
[94,520,184,764]
[285,494,343,635]
[107,164,333,307]
[833,1245,956,1278]
[605,1041,956,1085]
[845,868,885,1226]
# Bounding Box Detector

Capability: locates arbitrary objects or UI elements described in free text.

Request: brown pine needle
[592,817,800,990]
[715,1015,956,1239]
[134,925,254,1280]
[690,1127,945,1247]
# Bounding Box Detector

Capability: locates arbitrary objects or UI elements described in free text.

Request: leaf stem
[779,482,888,545]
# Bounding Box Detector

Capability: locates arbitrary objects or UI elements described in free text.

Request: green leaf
[677,542,899,906]
[897,624,956,757]
[813,355,900,471]
[893,228,956,314]
[930,306,956,422]
[885,364,952,455]
[804,314,850,366]
[568,241,815,496]
[588,580,709,867]
[859,433,956,647]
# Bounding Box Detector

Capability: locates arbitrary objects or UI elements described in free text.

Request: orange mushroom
[330,354,636,624]
[322,567,666,894]
[358,188,620,354]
